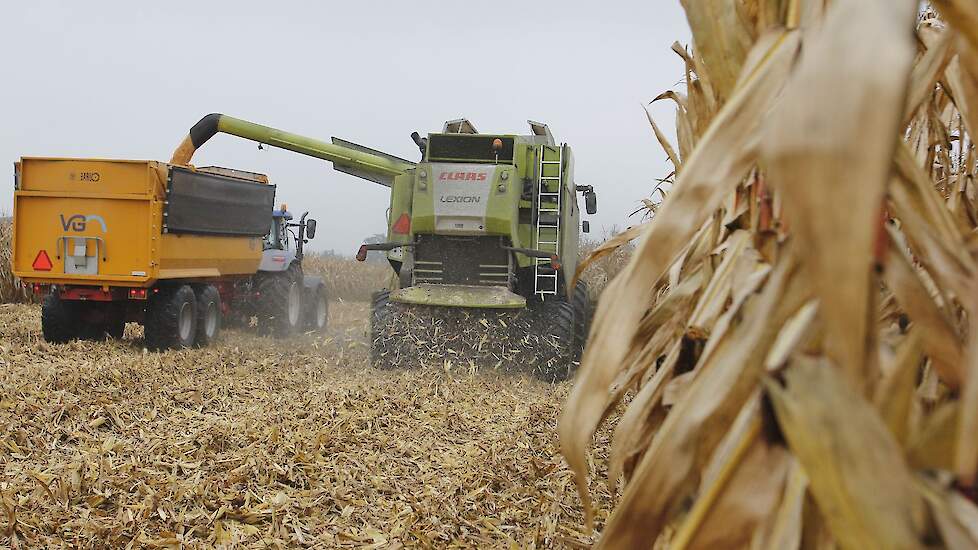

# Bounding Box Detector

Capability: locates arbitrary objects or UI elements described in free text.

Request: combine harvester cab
[172,114,598,380]
[12,158,327,349]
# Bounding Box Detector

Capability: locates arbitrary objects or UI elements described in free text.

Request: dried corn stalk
[562,1,978,547]
[0,219,30,304]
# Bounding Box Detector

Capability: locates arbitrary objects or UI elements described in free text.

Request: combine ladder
[534,145,563,298]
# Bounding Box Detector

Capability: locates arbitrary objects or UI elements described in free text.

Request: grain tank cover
[164,166,275,237]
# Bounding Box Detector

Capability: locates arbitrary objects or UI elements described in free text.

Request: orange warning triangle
[392,213,411,235]
[32,250,53,271]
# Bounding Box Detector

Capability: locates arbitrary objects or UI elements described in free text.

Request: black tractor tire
[41,292,80,343]
[256,269,302,338]
[194,285,222,347]
[304,284,329,332]
[369,290,395,369]
[572,281,592,360]
[531,298,577,382]
[144,285,198,350]
[105,313,126,340]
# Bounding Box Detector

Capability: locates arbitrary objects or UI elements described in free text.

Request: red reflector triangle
[32,250,53,271]
[392,213,411,235]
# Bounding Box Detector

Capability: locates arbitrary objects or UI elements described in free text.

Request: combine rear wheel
[194,285,222,347]
[256,269,302,337]
[145,285,198,350]
[41,291,80,343]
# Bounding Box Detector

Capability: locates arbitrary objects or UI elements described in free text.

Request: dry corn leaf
[764,358,926,549]
[760,0,918,387]
[560,30,800,526]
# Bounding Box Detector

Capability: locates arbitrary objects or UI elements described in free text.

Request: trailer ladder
[534,145,563,297]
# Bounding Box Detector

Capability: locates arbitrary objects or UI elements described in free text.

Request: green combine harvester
[172,114,598,380]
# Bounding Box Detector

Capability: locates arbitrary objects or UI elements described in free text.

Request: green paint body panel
[391,284,526,308]
[188,115,592,309]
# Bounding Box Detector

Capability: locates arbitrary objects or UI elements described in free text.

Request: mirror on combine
[585,191,598,215]
[306,219,317,239]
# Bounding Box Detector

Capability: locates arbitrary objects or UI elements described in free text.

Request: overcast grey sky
[1,1,691,254]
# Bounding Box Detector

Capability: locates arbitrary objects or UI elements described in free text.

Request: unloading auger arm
[170,113,416,187]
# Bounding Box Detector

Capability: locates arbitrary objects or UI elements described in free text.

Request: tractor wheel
[304,284,329,331]
[572,281,592,360]
[194,285,222,347]
[41,291,80,343]
[144,285,198,350]
[105,311,126,340]
[369,290,395,369]
[531,298,577,382]
[257,270,302,337]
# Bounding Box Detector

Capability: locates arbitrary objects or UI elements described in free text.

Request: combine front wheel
[531,298,577,382]
[571,281,592,360]
[369,290,395,369]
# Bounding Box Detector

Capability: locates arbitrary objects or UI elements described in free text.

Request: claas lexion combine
[170,114,598,379]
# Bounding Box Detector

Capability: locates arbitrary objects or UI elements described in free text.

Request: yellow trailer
[12,157,284,348]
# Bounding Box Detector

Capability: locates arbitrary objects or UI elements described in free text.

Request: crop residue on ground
[0,302,611,548]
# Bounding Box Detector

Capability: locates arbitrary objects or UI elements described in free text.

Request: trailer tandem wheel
[145,285,198,350]
[194,285,222,347]
[41,291,80,343]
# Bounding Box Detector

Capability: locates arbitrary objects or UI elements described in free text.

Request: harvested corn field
[0,302,612,548]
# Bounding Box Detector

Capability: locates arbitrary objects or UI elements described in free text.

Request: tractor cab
[260,205,317,272]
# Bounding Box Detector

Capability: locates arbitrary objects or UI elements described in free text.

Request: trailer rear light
[356,245,368,262]
[32,283,44,294]
[32,250,53,271]
[128,288,148,300]
[392,213,411,235]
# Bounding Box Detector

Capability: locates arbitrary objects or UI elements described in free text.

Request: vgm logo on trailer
[60,214,108,232]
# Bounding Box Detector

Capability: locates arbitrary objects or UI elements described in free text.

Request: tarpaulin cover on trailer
[164,167,275,236]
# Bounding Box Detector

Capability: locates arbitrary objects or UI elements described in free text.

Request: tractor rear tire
[194,285,222,347]
[257,270,302,337]
[532,298,577,382]
[304,284,329,331]
[145,285,198,350]
[41,291,80,343]
[572,281,592,361]
[369,290,395,369]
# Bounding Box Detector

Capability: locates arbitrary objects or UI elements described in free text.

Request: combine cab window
[427,135,515,163]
